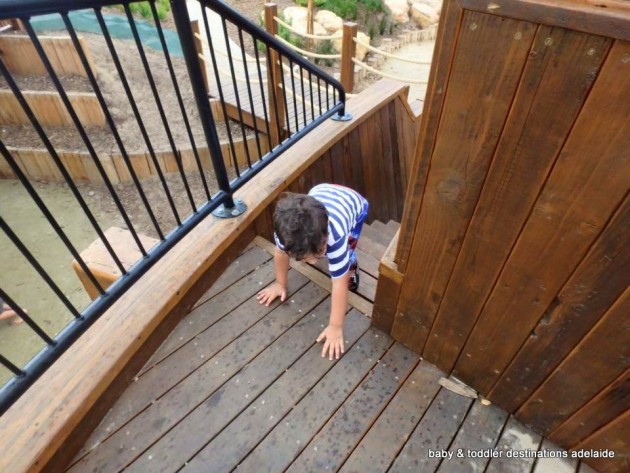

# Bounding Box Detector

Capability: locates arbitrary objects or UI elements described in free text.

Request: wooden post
[340,22,358,93]
[264,3,286,146]
[306,0,314,52]
[190,20,209,95]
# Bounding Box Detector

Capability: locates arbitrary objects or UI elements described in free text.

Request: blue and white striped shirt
[275,184,368,278]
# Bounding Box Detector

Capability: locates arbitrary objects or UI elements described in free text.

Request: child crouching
[257,183,368,360]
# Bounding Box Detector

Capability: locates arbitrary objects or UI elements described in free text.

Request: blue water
[30,9,183,57]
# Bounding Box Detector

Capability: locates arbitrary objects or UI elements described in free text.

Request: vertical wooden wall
[378,1,630,472]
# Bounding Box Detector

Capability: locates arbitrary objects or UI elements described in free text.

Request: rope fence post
[264,3,285,145]
[340,22,357,93]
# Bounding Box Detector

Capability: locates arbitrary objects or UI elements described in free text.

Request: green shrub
[314,40,336,67]
[295,0,327,6]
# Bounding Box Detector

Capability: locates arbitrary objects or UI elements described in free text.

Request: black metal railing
[0,0,347,413]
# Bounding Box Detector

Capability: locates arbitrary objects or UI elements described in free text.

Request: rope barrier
[274,34,341,59]
[273,16,338,41]
[352,57,429,84]
[193,32,265,64]
[353,37,432,65]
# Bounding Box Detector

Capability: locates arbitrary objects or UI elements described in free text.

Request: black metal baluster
[172,0,236,209]
[253,39,272,153]
[308,70,315,122]
[124,4,196,214]
[299,66,307,127]
[0,289,55,346]
[95,8,182,226]
[279,54,292,137]
[200,6,240,177]
[10,26,133,271]
[1,218,80,318]
[149,0,211,201]
[61,13,164,240]
[221,18,252,169]
[0,141,105,297]
[0,353,24,378]
[237,27,262,163]
[288,59,300,132]
[317,76,323,117]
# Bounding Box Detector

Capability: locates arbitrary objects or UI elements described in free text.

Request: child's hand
[317,324,344,360]
[256,282,287,306]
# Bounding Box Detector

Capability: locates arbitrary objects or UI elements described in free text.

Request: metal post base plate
[212,199,247,218]
[331,112,353,122]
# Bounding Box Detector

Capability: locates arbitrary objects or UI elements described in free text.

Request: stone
[384,0,410,24]
[331,30,371,61]
[411,3,439,28]
[282,6,308,25]
[315,9,343,33]
[291,18,329,39]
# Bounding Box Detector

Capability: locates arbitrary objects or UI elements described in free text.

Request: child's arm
[257,247,290,306]
[317,272,350,360]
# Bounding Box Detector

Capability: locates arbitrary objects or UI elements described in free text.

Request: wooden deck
[65,222,591,473]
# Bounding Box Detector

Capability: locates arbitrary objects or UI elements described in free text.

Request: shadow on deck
[66,223,592,473]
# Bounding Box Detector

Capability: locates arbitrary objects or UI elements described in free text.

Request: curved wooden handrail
[0,79,412,473]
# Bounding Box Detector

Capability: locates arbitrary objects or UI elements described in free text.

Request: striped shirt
[275,184,368,278]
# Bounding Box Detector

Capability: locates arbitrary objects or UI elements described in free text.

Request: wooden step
[362,221,393,249]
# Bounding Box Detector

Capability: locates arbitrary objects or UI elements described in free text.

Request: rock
[384,0,410,24]
[291,18,329,42]
[331,30,370,61]
[282,6,308,25]
[411,3,439,28]
[315,9,343,33]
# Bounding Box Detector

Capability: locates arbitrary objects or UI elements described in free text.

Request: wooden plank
[486,417,543,473]
[387,100,405,220]
[355,247,379,279]
[182,309,371,472]
[358,225,388,260]
[454,41,630,394]
[369,220,396,244]
[395,0,464,269]
[339,361,444,473]
[549,369,630,448]
[392,12,538,353]
[330,139,346,185]
[372,262,402,334]
[573,410,630,473]
[193,245,272,306]
[377,104,397,222]
[490,195,630,412]
[236,327,393,473]
[254,236,373,316]
[424,27,612,372]
[515,289,630,435]
[70,283,329,473]
[357,269,377,302]
[438,400,509,472]
[346,128,365,198]
[359,113,382,222]
[147,259,277,365]
[0,79,412,473]
[532,439,578,473]
[120,298,340,472]
[286,343,419,472]
[388,387,474,472]
[461,0,630,42]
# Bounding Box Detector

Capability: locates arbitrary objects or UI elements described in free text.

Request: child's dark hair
[274,193,328,260]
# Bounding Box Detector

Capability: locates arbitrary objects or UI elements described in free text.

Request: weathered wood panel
[454,40,630,394]
[490,194,630,412]
[0,90,105,126]
[391,11,538,351]
[0,35,95,77]
[423,27,611,372]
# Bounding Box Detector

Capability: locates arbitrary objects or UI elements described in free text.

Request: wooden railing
[0,80,419,473]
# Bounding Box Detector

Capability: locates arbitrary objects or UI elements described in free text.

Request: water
[30,9,183,57]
